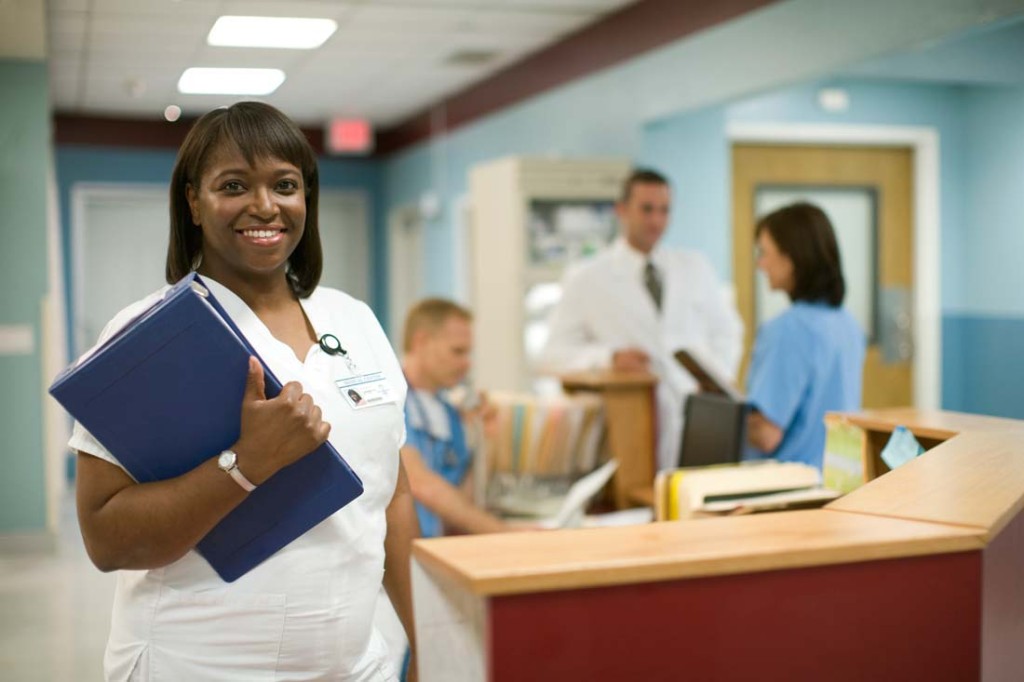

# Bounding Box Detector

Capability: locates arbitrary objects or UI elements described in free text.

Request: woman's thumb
[244,356,266,401]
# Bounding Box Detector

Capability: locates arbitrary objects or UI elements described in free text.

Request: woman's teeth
[243,229,279,238]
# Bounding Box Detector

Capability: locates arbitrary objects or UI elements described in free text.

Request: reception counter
[410,409,1024,681]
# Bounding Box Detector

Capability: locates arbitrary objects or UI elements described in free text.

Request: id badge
[336,371,396,410]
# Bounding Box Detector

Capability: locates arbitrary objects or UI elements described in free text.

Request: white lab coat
[538,238,743,470]
[69,277,407,681]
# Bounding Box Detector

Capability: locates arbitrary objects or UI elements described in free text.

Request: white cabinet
[468,157,631,391]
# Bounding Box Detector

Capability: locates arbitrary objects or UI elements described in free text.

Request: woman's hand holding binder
[233,357,332,486]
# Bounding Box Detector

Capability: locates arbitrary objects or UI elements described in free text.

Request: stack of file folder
[482,392,610,517]
[50,273,363,582]
[485,391,606,478]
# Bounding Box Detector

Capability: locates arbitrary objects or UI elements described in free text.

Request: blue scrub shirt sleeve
[746,319,813,432]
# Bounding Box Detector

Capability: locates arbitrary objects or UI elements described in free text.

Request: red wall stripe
[52,114,327,155]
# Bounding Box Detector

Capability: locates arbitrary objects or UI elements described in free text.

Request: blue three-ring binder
[49,273,364,582]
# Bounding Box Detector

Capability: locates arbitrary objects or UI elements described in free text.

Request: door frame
[451,193,472,306]
[727,122,940,410]
[386,204,424,348]
[71,182,168,357]
[318,187,372,302]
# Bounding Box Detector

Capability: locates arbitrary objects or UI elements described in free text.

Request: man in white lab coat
[538,168,743,471]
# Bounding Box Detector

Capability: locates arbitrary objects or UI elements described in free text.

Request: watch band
[218,450,257,492]
[226,464,257,492]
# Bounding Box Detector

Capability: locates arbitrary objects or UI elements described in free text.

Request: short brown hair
[403,298,472,352]
[756,202,846,306]
[621,168,669,202]
[166,101,322,297]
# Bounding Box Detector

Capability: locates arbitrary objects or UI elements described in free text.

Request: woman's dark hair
[756,202,845,306]
[166,101,322,297]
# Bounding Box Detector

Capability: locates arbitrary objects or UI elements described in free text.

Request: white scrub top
[538,238,743,471]
[69,277,407,682]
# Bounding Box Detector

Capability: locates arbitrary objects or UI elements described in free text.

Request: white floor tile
[0,489,115,682]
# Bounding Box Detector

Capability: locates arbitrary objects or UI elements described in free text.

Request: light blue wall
[943,314,1024,419]
[615,79,1024,415]
[637,79,970,307]
[382,78,973,305]
[55,146,179,354]
[942,84,1024,417]
[640,107,731,274]
[384,72,1024,417]
[54,147,386,349]
[0,60,51,531]
[962,86,1024,316]
[383,62,653,297]
[725,79,970,311]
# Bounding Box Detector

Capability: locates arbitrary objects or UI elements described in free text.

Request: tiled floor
[0,490,115,682]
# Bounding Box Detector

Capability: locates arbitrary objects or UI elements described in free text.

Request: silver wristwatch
[217,450,257,492]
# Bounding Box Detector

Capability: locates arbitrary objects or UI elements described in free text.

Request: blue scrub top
[745,301,866,469]
[404,392,471,538]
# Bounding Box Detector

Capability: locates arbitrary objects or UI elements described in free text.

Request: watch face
[218,451,236,470]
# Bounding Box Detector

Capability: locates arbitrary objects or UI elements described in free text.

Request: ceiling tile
[48,0,90,11]
[343,4,471,33]
[458,9,596,35]
[87,13,215,39]
[48,10,88,34]
[91,0,221,18]
[45,0,640,121]
[218,0,360,20]
[188,45,311,70]
[489,0,633,9]
[48,53,83,79]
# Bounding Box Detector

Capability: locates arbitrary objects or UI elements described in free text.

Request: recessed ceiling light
[178,68,286,95]
[207,16,338,49]
[164,105,182,122]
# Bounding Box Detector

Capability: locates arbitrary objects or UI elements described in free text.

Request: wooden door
[732,144,914,408]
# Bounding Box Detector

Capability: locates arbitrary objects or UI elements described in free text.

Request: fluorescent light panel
[178,68,286,95]
[208,16,337,49]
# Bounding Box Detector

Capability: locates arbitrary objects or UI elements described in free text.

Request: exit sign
[326,118,373,155]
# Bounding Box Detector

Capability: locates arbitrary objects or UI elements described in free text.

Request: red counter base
[490,550,982,682]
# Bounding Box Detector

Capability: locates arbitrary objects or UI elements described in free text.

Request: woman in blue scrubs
[745,202,866,470]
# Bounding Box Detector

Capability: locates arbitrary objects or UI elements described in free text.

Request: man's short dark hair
[621,168,669,202]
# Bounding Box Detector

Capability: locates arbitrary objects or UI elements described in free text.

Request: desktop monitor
[678,393,749,468]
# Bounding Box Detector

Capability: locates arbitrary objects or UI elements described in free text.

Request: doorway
[387,205,424,349]
[732,144,915,408]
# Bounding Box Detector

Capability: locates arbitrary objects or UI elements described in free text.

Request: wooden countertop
[827,414,1024,541]
[413,408,1024,596]
[412,509,981,596]
[834,407,1024,441]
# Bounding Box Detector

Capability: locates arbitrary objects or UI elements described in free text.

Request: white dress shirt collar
[612,236,665,274]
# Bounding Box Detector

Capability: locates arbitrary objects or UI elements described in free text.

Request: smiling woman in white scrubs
[70,102,419,681]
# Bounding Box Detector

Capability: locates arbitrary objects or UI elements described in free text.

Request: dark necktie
[644,259,663,311]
